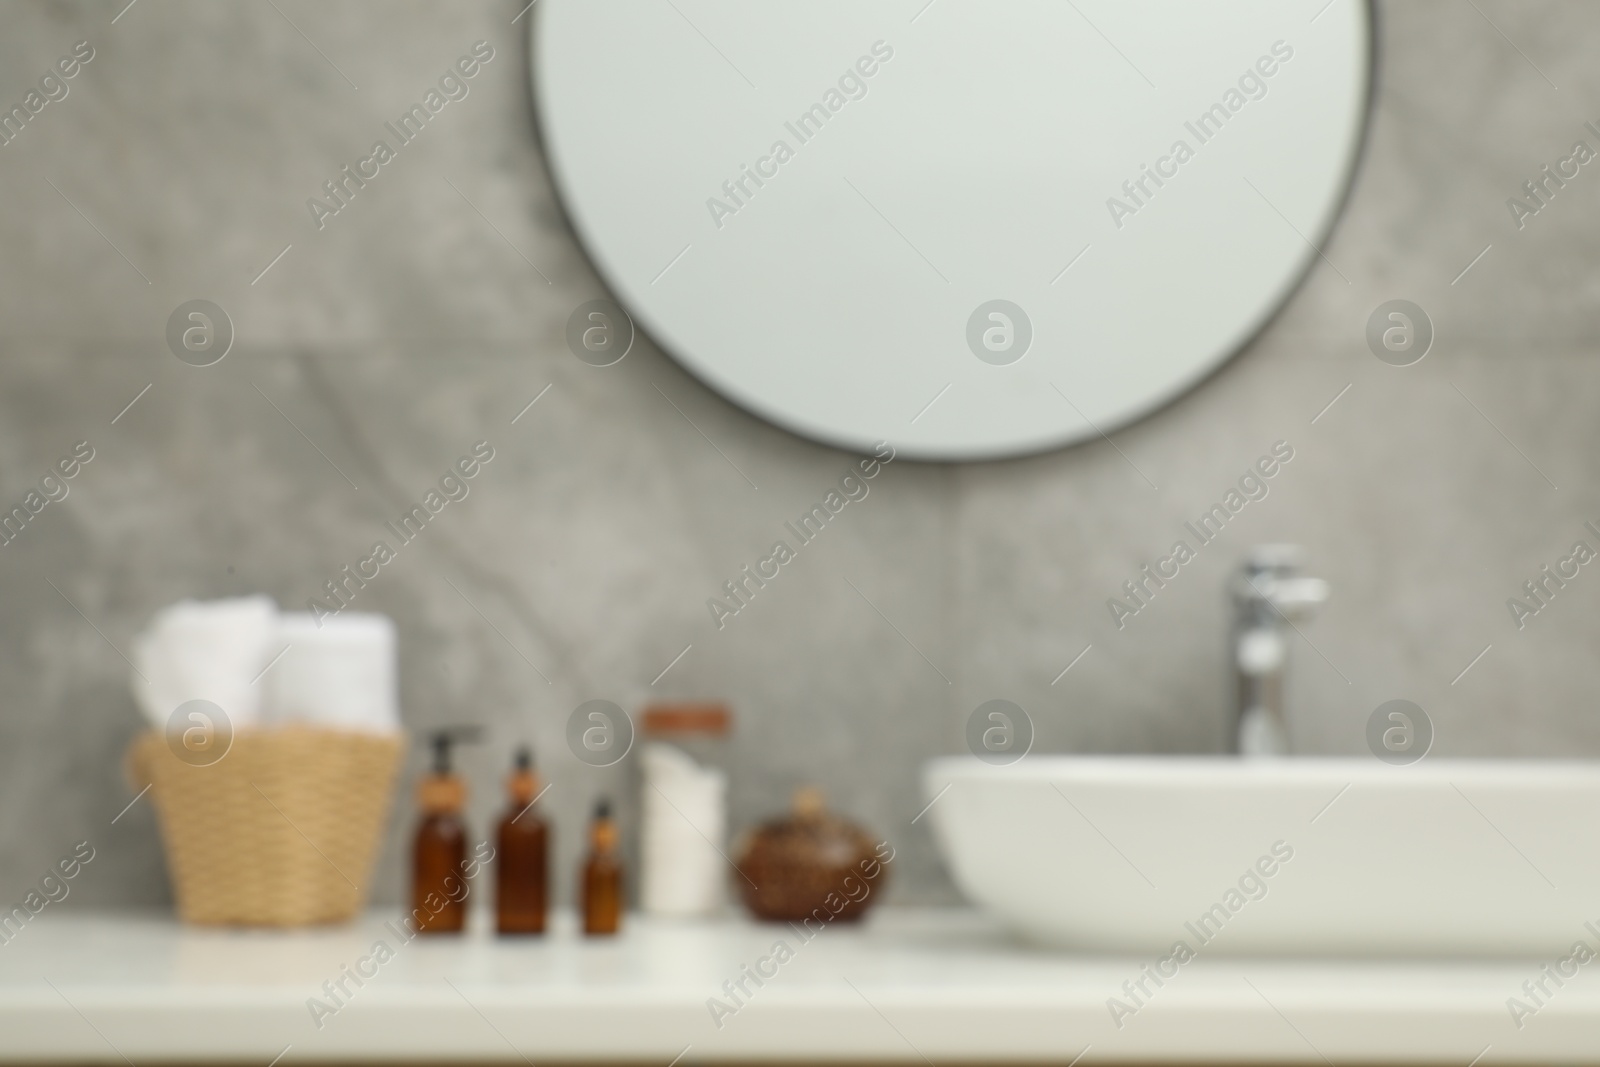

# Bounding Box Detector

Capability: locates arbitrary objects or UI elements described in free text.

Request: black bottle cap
[514,745,533,771]
[594,798,612,820]
[426,726,482,774]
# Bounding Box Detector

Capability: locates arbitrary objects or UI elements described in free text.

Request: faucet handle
[1241,543,1306,577]
[1257,576,1330,615]
[1233,546,1328,617]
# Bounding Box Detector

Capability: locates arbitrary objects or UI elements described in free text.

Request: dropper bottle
[582,799,623,936]
[496,746,548,935]
[412,728,476,934]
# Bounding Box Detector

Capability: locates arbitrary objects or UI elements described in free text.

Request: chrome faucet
[1232,546,1329,756]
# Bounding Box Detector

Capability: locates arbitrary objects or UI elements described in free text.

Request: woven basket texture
[129,727,403,926]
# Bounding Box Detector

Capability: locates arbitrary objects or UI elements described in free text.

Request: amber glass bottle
[412,732,470,934]
[582,799,623,936]
[496,747,548,935]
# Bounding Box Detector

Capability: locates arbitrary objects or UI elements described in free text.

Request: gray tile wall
[1,0,1597,911]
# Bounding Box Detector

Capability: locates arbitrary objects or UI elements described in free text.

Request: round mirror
[533,2,1370,460]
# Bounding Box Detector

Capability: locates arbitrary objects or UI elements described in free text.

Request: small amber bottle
[582,799,623,936]
[496,747,549,935]
[412,731,471,935]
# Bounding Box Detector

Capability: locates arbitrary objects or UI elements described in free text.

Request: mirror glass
[533,1,1370,460]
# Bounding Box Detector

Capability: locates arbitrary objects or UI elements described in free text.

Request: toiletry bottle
[412,729,476,934]
[582,799,623,936]
[496,746,548,935]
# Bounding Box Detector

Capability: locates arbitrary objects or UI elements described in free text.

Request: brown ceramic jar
[734,788,887,923]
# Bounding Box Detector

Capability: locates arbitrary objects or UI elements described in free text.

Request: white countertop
[0,909,1590,1063]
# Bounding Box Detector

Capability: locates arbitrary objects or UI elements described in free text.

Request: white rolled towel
[130,596,279,733]
[264,613,399,735]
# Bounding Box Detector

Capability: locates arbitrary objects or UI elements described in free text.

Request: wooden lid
[791,785,825,819]
[508,769,539,806]
[418,774,465,814]
[641,702,731,737]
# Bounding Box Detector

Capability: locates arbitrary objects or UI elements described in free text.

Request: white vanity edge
[0,909,1587,1063]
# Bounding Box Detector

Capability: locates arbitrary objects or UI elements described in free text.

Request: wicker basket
[128,726,404,927]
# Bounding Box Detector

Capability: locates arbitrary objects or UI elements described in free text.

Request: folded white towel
[264,613,399,735]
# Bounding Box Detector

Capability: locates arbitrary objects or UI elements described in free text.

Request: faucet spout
[1232,546,1328,757]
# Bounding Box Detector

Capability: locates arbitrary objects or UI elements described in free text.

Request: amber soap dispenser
[582,799,623,936]
[496,746,549,935]
[412,729,474,934]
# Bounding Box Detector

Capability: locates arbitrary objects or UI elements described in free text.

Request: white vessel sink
[923,756,1600,956]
